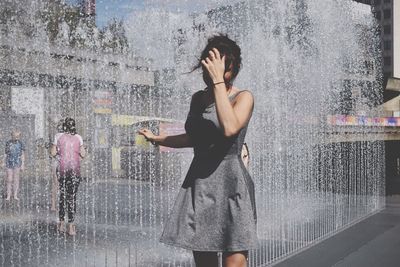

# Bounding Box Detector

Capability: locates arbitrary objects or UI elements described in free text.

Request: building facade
[355,0,400,95]
[373,0,399,79]
[0,0,184,181]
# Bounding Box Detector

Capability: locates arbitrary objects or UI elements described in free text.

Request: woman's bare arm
[79,145,86,158]
[138,91,201,148]
[213,88,254,137]
[50,144,57,157]
[201,48,254,137]
[138,130,192,148]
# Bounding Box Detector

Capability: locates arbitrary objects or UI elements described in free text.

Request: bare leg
[193,251,218,267]
[68,223,76,236]
[57,220,66,233]
[5,168,13,200]
[13,167,20,200]
[223,251,248,267]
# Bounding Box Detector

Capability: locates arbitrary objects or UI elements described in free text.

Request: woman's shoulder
[232,88,254,101]
[233,88,253,96]
[231,89,254,111]
[74,134,83,143]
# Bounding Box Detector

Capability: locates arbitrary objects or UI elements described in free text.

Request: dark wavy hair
[192,34,242,85]
[63,117,77,135]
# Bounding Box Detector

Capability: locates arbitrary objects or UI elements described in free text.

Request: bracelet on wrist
[213,81,225,86]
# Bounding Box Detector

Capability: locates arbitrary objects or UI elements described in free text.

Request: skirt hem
[159,238,258,252]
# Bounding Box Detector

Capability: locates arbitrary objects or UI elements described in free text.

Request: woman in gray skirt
[139,35,257,267]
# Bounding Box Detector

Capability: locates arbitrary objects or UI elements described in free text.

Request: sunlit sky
[65,0,232,28]
[95,0,145,28]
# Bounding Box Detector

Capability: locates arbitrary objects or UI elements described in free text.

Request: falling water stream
[0,0,384,266]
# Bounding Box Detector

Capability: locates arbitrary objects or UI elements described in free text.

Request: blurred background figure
[3,130,25,201]
[51,118,85,236]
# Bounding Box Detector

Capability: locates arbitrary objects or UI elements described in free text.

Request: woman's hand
[201,48,225,84]
[138,129,157,143]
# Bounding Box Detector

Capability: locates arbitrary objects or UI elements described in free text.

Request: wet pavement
[0,176,316,267]
[0,177,192,267]
[274,196,400,267]
[1,176,397,267]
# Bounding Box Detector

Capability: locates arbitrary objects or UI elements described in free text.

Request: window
[384,56,392,66]
[383,9,391,19]
[384,40,391,50]
[375,10,381,20]
[384,25,391,35]
[375,0,381,5]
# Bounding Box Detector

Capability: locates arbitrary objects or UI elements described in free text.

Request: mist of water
[0,0,384,266]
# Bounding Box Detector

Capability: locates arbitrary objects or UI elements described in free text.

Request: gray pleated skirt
[160,154,258,251]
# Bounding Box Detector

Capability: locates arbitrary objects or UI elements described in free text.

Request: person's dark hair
[192,34,242,84]
[63,117,76,135]
[57,119,64,133]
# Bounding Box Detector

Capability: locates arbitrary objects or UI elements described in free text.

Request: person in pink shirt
[51,118,85,236]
